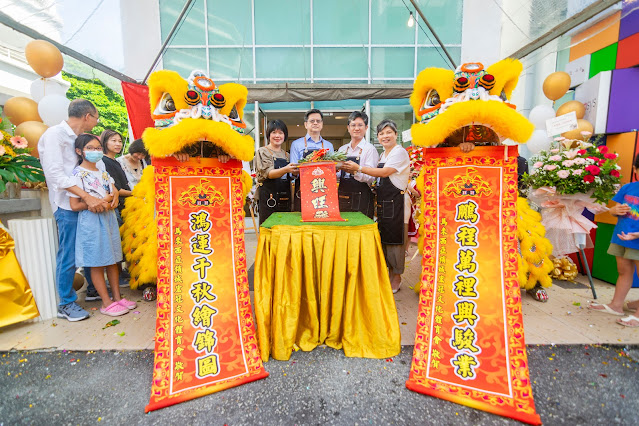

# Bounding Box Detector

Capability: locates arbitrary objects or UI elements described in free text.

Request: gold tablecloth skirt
[254,223,401,361]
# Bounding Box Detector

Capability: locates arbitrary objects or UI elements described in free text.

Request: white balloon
[526,129,552,154]
[30,78,67,103]
[38,94,70,126]
[528,105,556,130]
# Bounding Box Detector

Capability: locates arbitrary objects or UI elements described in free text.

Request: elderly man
[38,99,117,321]
[337,111,379,218]
[289,109,334,211]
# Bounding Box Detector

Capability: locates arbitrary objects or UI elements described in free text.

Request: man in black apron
[343,119,410,293]
[336,111,379,219]
[288,109,334,211]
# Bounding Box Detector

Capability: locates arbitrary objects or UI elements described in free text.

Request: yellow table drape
[0,226,39,328]
[254,214,401,361]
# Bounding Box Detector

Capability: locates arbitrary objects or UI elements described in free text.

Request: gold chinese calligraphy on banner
[146,158,268,412]
[298,162,344,222]
[406,146,541,425]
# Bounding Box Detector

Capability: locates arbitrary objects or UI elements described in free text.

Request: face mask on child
[85,151,104,163]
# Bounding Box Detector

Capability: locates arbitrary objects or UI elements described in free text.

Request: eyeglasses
[84,146,103,152]
[307,119,322,124]
[349,123,366,128]
[89,113,100,123]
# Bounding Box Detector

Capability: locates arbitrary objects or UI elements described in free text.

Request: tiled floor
[2,233,639,351]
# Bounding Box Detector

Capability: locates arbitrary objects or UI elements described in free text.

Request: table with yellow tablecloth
[254,212,401,361]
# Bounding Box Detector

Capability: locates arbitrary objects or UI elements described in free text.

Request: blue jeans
[54,208,94,306]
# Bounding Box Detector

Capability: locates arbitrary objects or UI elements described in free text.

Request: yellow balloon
[543,72,571,101]
[3,97,42,126]
[14,121,49,158]
[25,40,64,78]
[556,100,586,119]
[562,119,594,140]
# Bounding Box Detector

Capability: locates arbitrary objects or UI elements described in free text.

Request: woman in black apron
[343,119,410,293]
[256,120,297,225]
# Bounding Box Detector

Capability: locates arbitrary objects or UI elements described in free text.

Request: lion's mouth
[444,125,500,146]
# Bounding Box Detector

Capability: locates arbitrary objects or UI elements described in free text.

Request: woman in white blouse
[117,139,148,190]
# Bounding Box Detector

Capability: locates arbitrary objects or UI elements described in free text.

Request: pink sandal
[117,298,137,310]
[100,301,129,317]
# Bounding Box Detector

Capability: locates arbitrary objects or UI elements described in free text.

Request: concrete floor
[2,233,639,352]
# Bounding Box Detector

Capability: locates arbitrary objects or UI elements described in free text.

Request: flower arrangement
[521,138,621,204]
[0,119,46,193]
[297,149,347,163]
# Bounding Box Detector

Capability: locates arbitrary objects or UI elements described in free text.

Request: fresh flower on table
[0,119,46,193]
[520,135,621,256]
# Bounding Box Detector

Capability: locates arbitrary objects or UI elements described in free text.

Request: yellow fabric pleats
[254,224,401,361]
[0,227,39,328]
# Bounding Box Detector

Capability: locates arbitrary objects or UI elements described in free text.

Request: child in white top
[68,134,136,317]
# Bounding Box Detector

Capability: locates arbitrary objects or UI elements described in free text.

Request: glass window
[371,47,414,79]
[209,48,253,81]
[260,102,312,111]
[314,99,366,110]
[207,0,253,46]
[416,46,460,71]
[313,0,367,45]
[371,0,415,45]
[160,0,206,46]
[314,48,368,79]
[254,0,310,45]
[255,48,311,80]
[163,48,208,78]
[369,100,413,148]
[416,0,463,45]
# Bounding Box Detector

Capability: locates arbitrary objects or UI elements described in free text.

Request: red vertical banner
[406,146,541,425]
[121,82,155,140]
[146,157,268,412]
[298,162,345,222]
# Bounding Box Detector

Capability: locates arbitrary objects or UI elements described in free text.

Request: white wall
[460,0,502,68]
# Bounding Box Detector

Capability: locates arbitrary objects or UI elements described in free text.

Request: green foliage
[62,71,128,139]
[0,122,45,193]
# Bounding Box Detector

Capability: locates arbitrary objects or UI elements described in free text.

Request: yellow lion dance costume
[120,70,254,289]
[410,60,554,299]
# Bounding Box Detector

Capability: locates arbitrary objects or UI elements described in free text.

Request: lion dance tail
[120,166,158,289]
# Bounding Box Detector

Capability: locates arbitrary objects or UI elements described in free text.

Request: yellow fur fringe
[410,100,534,147]
[219,83,248,120]
[148,70,189,113]
[486,58,523,100]
[142,118,255,161]
[120,167,157,289]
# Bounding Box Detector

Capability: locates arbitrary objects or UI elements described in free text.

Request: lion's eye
[228,105,239,120]
[424,89,440,108]
[156,92,176,114]
[499,89,508,101]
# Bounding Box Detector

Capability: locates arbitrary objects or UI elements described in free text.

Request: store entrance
[257,110,366,154]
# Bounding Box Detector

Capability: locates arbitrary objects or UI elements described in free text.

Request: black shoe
[85,289,101,301]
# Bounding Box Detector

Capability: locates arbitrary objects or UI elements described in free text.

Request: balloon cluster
[2,40,69,157]
[525,72,594,154]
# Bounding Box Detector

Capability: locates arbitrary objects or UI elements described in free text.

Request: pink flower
[597,145,609,154]
[533,161,544,168]
[583,175,595,183]
[585,165,600,176]
[572,169,583,176]
[549,155,562,161]
[10,136,28,149]
[550,149,560,154]
[562,160,575,167]
[0,145,5,156]
[611,169,620,178]
[557,170,570,178]
[554,137,566,142]
[574,158,587,165]
[543,165,558,171]
[604,153,617,160]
